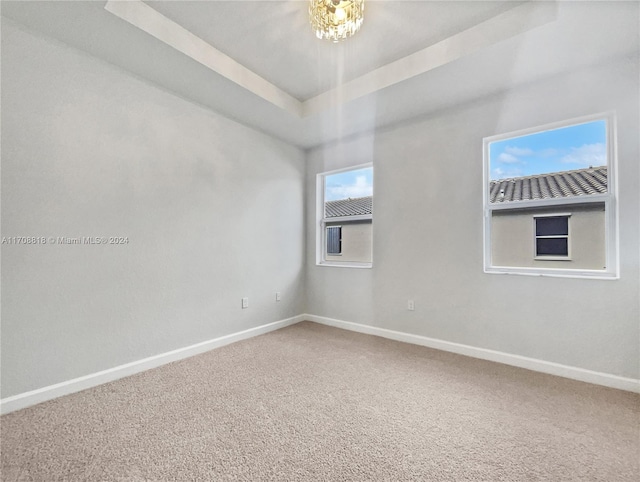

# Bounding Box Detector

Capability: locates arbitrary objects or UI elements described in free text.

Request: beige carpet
[1,321,638,481]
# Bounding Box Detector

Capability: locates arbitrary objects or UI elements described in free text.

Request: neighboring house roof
[489,166,607,203]
[325,196,372,217]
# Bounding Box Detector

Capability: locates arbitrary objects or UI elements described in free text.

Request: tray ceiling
[2,1,638,148]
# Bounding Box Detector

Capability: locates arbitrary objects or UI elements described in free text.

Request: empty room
[1,1,639,480]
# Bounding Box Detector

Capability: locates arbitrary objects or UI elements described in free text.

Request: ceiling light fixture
[309,0,364,43]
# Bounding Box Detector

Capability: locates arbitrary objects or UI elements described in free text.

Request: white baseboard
[0,315,305,415]
[3,313,637,415]
[304,314,640,394]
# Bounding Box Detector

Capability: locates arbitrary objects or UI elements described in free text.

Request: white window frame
[483,112,619,279]
[533,213,571,261]
[316,163,373,268]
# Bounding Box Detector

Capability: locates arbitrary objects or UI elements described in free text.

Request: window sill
[534,256,572,261]
[317,261,372,269]
[484,266,618,280]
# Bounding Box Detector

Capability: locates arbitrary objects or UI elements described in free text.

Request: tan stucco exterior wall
[326,221,372,263]
[491,203,606,270]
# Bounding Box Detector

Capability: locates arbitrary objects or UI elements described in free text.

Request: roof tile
[489,167,607,203]
[325,196,372,218]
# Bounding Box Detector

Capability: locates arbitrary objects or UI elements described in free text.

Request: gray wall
[306,57,640,379]
[491,205,606,270]
[1,21,306,398]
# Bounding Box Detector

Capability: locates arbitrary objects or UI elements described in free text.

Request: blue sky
[489,120,607,180]
[325,167,373,201]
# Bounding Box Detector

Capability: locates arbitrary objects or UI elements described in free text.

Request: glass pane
[536,216,568,236]
[325,167,373,208]
[536,238,568,256]
[488,119,607,204]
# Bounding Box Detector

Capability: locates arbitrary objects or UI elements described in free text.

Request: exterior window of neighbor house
[317,164,373,267]
[483,113,618,279]
[534,214,570,258]
[326,226,342,255]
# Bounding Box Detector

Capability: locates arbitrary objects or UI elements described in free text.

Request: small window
[316,164,373,267]
[535,215,569,258]
[326,226,342,255]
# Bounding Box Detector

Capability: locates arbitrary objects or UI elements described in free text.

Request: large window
[316,164,373,267]
[483,113,618,279]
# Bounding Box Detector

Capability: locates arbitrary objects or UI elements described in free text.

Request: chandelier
[309,0,364,42]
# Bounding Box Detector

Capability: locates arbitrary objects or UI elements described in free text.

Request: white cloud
[560,143,606,167]
[326,175,372,200]
[492,167,523,180]
[504,146,533,156]
[539,148,559,158]
[497,152,521,164]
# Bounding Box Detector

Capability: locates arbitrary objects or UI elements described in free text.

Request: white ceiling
[148,0,518,100]
[2,1,639,149]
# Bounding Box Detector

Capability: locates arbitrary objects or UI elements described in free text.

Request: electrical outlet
[276,292,281,302]
[242,297,249,309]
[408,300,415,311]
